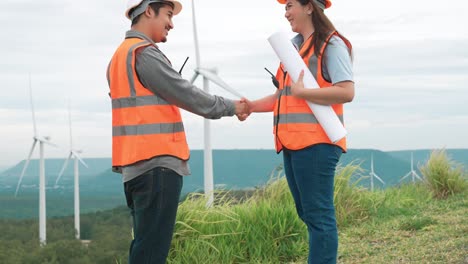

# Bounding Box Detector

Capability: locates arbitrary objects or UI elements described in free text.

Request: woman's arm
[291,74,354,105]
[246,90,280,113]
[291,36,354,105]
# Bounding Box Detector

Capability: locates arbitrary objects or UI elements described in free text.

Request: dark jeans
[283,144,342,264]
[124,167,183,264]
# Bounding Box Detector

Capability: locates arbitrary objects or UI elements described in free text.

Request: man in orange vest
[107,1,249,263]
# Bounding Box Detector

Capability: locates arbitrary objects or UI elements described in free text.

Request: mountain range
[1,149,466,218]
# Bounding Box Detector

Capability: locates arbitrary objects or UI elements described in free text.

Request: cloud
[1,0,467,167]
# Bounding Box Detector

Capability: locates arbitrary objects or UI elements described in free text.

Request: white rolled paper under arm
[267,31,347,143]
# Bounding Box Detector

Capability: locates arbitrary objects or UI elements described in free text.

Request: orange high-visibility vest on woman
[273,31,351,153]
[108,38,190,167]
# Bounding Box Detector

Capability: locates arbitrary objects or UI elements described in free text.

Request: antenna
[178,56,189,74]
[369,153,385,191]
[400,152,422,183]
[264,67,279,89]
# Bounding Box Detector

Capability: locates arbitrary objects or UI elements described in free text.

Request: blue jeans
[124,167,183,264]
[283,144,342,264]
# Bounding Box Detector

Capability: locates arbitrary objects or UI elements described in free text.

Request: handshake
[234,98,252,121]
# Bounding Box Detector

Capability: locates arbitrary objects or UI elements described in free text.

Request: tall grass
[333,163,374,227]
[168,163,374,263]
[419,149,467,199]
[169,168,306,263]
[166,155,468,262]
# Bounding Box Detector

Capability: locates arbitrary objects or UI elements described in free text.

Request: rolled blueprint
[268,31,347,143]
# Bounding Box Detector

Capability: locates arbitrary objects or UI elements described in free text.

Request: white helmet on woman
[125,0,182,20]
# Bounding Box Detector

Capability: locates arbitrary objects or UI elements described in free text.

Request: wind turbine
[54,102,88,240]
[15,74,56,246]
[400,152,422,183]
[189,0,243,207]
[369,153,385,191]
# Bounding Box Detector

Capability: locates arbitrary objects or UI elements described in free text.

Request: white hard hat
[126,0,182,20]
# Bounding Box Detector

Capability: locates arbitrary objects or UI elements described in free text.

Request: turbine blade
[55,153,72,186]
[190,72,199,84]
[72,151,88,168]
[197,68,243,98]
[29,73,37,137]
[41,138,58,147]
[68,100,73,149]
[191,0,201,68]
[15,140,37,196]
[414,173,422,180]
[400,172,411,181]
[374,174,385,184]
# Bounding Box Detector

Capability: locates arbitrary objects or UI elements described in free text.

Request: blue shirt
[291,34,354,84]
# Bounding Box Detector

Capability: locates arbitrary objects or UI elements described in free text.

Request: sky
[1,0,467,168]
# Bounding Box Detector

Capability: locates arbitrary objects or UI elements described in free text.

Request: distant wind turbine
[189,0,243,207]
[400,152,422,183]
[15,74,56,246]
[54,102,88,240]
[369,153,385,191]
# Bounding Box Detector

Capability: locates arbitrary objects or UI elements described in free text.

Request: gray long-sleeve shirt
[118,30,236,182]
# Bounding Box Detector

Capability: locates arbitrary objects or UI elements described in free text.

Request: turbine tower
[400,152,422,183]
[15,74,56,246]
[369,153,385,191]
[189,0,243,207]
[54,102,88,240]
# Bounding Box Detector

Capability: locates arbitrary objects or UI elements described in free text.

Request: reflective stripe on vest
[108,38,190,166]
[113,122,185,136]
[274,87,344,125]
[273,31,350,153]
[112,95,170,109]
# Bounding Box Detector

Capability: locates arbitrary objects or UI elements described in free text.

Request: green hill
[1,149,467,219]
[0,158,111,188]
[388,149,468,169]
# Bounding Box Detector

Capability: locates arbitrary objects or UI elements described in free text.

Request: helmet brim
[126,0,182,20]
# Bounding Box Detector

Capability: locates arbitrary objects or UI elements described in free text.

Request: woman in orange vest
[247,0,354,263]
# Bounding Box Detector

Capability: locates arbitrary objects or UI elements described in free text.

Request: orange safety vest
[108,38,190,167]
[273,31,351,153]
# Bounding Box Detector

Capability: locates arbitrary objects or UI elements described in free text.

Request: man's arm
[136,46,236,119]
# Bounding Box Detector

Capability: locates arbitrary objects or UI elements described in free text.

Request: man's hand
[235,98,251,121]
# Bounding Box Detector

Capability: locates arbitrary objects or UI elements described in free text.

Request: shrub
[419,149,467,199]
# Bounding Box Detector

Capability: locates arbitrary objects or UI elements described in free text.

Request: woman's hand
[290,70,307,99]
[290,70,354,105]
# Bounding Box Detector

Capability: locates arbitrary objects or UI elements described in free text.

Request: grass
[169,175,307,263]
[1,150,467,263]
[339,191,467,263]
[165,158,467,263]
